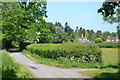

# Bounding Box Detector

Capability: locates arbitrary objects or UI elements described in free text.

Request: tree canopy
[1,1,48,50]
[97,1,120,24]
[97,1,120,39]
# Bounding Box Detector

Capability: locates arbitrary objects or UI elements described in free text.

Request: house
[78,34,90,43]
[106,35,119,43]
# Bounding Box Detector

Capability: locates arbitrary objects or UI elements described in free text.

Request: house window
[112,40,114,42]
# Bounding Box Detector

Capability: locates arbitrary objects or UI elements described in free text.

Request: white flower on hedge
[36,38,39,42]
[36,32,40,35]
[70,56,74,61]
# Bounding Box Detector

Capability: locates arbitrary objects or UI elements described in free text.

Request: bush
[26,43,102,63]
[95,38,103,43]
[94,43,120,48]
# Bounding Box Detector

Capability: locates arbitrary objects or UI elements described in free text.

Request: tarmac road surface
[10,52,89,79]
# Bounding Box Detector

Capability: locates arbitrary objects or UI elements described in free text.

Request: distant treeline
[46,21,118,42]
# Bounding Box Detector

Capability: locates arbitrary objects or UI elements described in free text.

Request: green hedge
[26,43,102,63]
[95,43,119,48]
[82,43,119,48]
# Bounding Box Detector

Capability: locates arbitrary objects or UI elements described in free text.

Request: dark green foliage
[97,1,120,24]
[52,22,75,43]
[101,31,110,41]
[96,30,102,38]
[2,39,13,50]
[26,43,102,63]
[1,1,48,50]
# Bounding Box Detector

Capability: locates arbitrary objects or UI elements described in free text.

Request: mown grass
[101,48,119,53]
[21,50,102,68]
[78,68,119,78]
[79,48,120,78]
[101,48,119,67]
[1,50,33,79]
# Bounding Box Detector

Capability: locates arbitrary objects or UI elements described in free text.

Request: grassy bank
[1,50,33,79]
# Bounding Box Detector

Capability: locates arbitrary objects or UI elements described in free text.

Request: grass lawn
[78,68,119,78]
[101,48,119,53]
[1,50,33,79]
[101,48,119,67]
[79,48,120,78]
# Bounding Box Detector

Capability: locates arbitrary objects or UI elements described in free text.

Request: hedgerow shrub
[26,43,102,63]
[83,43,119,48]
[95,38,103,43]
[97,43,120,48]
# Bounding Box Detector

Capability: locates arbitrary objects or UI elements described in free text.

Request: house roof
[108,37,118,40]
[79,37,87,41]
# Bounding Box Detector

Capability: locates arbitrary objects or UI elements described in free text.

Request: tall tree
[82,28,85,37]
[110,32,117,37]
[1,2,24,49]
[101,31,110,41]
[78,27,82,37]
[75,26,78,33]
[98,1,120,38]
[64,22,70,33]
[1,1,48,50]
[96,30,102,38]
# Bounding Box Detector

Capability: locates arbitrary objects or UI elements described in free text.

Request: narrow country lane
[10,52,89,78]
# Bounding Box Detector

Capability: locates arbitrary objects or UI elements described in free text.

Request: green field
[101,48,119,53]
[101,48,119,67]
[78,48,119,78]
[1,50,33,79]
[78,68,119,78]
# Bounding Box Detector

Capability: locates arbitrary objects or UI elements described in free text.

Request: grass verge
[21,50,102,68]
[78,68,119,78]
[1,50,33,79]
